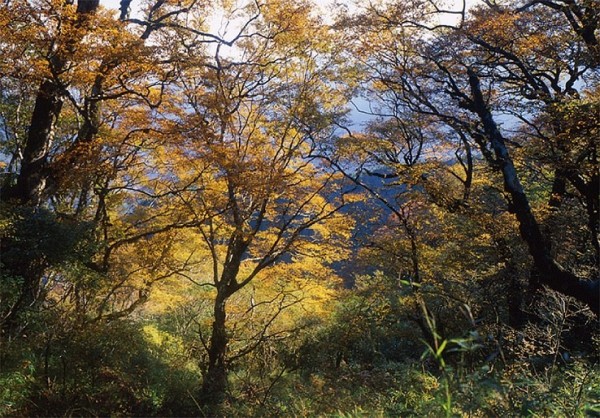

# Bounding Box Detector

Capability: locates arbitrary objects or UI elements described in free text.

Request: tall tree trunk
[200,232,249,405]
[201,290,230,405]
[466,68,599,316]
[3,0,100,205]
[7,81,63,205]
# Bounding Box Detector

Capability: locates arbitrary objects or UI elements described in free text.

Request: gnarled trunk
[466,68,599,316]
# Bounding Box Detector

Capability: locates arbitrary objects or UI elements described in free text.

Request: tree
[0,0,222,351]
[0,0,223,333]
[517,0,599,65]
[153,0,354,404]
[336,0,599,317]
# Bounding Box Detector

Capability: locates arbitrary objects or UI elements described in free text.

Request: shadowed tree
[335,0,599,317]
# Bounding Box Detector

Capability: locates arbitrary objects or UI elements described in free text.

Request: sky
[103,0,122,10]
[105,0,127,8]
[102,0,479,19]
[99,0,478,126]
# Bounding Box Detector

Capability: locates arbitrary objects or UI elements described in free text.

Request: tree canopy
[0,0,598,416]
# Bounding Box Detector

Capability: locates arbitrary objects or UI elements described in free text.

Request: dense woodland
[0,0,599,416]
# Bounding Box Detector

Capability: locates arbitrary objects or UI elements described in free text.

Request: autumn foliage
[0,0,598,416]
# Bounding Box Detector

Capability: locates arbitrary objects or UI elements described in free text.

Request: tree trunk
[6,80,63,205]
[77,0,100,14]
[200,233,249,405]
[3,0,101,205]
[201,290,230,405]
[466,68,599,316]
